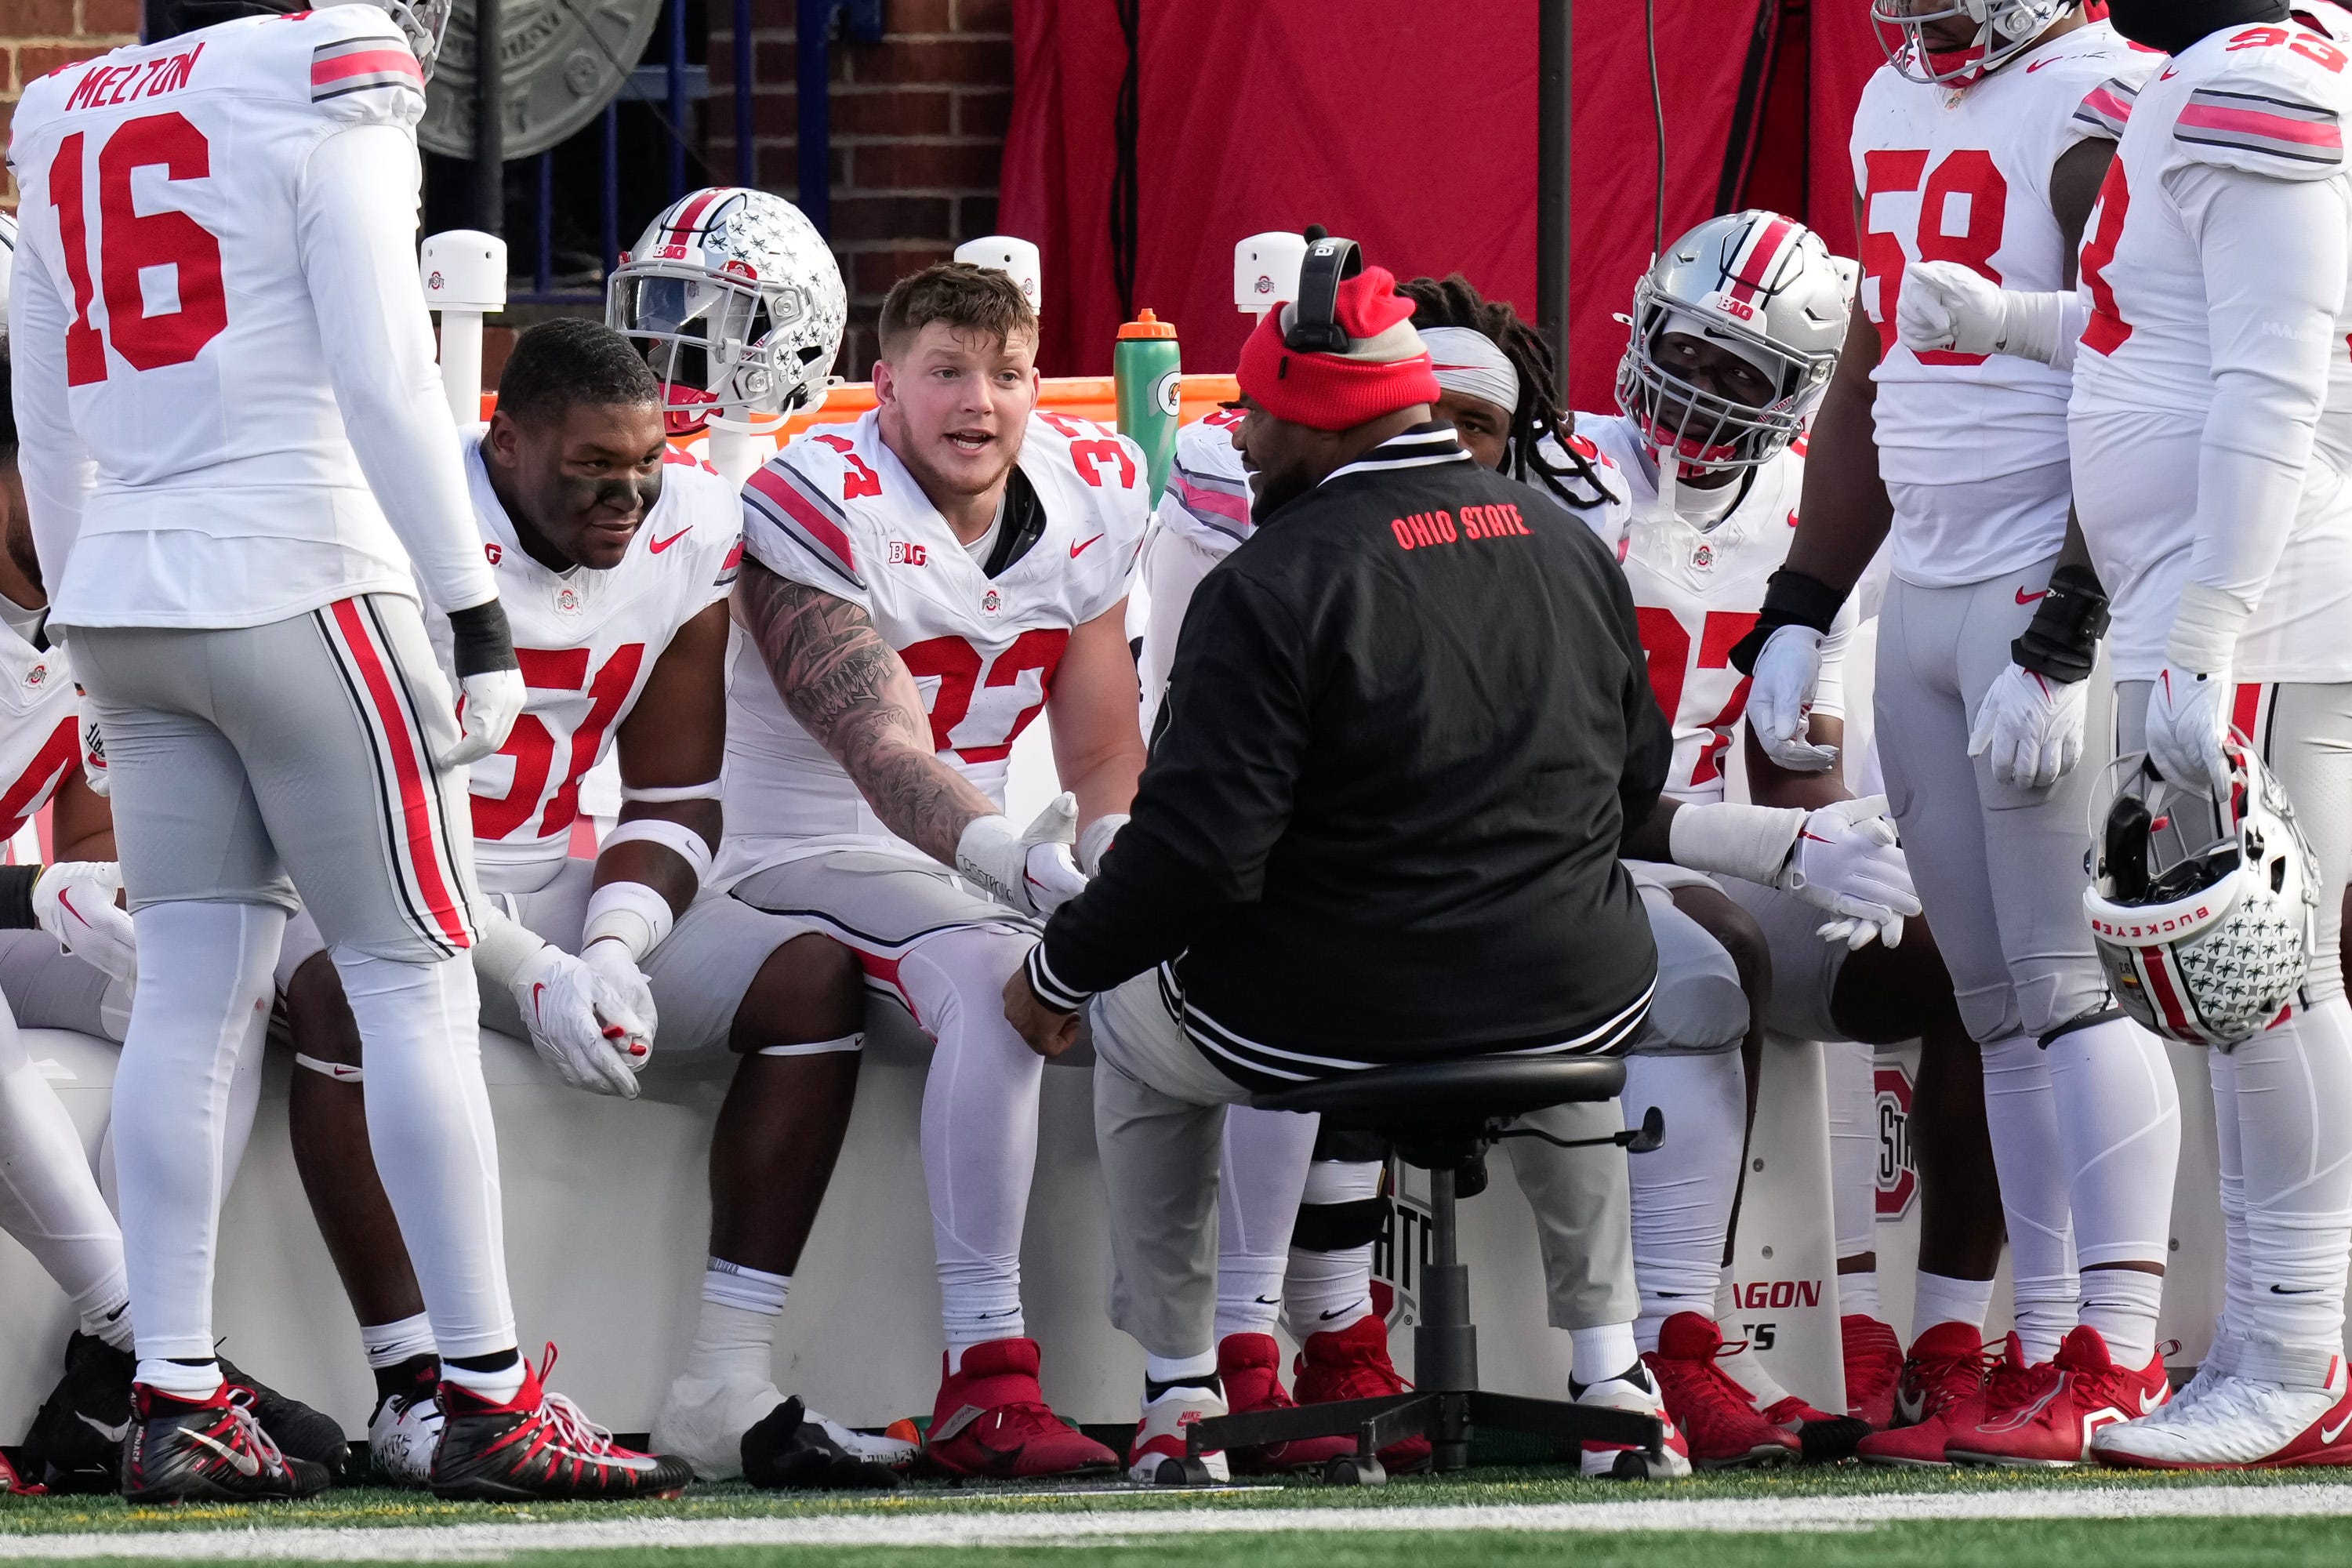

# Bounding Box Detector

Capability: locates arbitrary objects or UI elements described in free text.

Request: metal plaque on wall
[420,0,666,162]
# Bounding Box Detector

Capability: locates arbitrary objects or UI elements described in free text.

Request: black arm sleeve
[1030,568,1312,1007]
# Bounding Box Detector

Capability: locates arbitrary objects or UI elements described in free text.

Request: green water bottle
[1115,309,1181,507]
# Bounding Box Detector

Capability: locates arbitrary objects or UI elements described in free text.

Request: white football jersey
[1580,416,1853,804]
[1155,409,1254,558]
[2069,16,2352,682]
[5,8,492,629]
[719,408,1147,873]
[1849,20,2158,585]
[435,432,742,891]
[0,636,84,845]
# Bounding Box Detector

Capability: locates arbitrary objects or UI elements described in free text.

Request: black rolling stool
[1180,1054,1673,1486]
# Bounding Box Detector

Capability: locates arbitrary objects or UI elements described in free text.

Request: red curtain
[1000,0,1779,409]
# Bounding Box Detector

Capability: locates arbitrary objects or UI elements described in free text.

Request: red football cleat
[1946,1325,2169,1468]
[921,1338,1119,1479]
[1,1450,43,1497]
[1842,1313,1904,1428]
[1643,1314,1802,1469]
[1854,1322,2002,1468]
[1214,1334,1356,1474]
[1293,1313,1430,1473]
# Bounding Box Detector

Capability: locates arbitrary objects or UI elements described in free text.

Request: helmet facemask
[364,0,451,78]
[612,263,824,430]
[1615,288,1824,479]
[1870,0,2073,89]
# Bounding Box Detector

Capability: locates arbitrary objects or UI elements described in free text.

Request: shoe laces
[1984,1350,2056,1414]
[220,1388,289,1474]
[523,1345,622,1460]
[1653,1334,1768,1415]
[1846,1324,1904,1389]
[1908,1341,2002,1417]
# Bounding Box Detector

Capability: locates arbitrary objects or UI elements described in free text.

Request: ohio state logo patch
[1876,1060,1916,1219]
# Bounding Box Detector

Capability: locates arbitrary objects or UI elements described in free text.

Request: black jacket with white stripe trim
[1028,424,1670,1090]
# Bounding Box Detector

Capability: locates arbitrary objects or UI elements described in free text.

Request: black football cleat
[741,1398,900,1491]
[21,1331,134,1493]
[119,1383,332,1504]
[430,1347,692,1501]
[219,1356,349,1485]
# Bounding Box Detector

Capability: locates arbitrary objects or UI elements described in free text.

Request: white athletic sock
[2235,997,2352,1348]
[1840,1269,1882,1322]
[2046,1014,2180,1281]
[0,1007,129,1338]
[682,1260,789,1388]
[902,928,1044,1376]
[702,1257,791,1315]
[2078,1266,2165,1365]
[1826,1038,1879,1267]
[1980,1032,2078,1361]
[136,1358,222,1401]
[1282,1244,1374,1339]
[1624,1052,1744,1354]
[114,902,285,1363]
[1145,1348,1219,1388]
[1215,1108,1318,1341]
[336,947,517,1360]
[1570,1322,1639,1386]
[441,1357,525,1403]
[1911,1271,1995,1335]
[2210,1049,2252,1338]
[361,1312,437,1369]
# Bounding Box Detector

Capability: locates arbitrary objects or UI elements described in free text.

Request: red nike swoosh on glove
[56,887,86,929]
[531,982,546,1021]
[2016,587,2049,605]
[1800,831,1833,844]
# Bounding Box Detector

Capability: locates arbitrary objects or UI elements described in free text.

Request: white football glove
[447,668,526,768]
[1746,625,1838,773]
[509,943,648,1098]
[31,862,137,987]
[956,793,1090,918]
[1781,796,1922,951]
[78,712,110,797]
[1078,812,1128,877]
[2147,662,2234,800]
[1894,260,2081,368]
[580,937,657,1065]
[1968,662,2089,790]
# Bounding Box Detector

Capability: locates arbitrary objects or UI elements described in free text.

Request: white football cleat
[1127,1385,1231,1484]
[655,1373,913,1482]
[1573,1360,1693,1479]
[2163,1327,2241,1421]
[2092,1335,2352,1470]
[369,1388,444,1487]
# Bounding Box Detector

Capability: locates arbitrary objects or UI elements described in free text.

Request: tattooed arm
[735,556,998,866]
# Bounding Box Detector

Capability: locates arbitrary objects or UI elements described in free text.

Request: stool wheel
[1149,1456,1215,1487]
[1323,1454,1388,1487]
[1608,1447,1681,1481]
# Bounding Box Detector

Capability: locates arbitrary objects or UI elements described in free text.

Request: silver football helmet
[1871,0,2078,88]
[607,187,847,433]
[2085,746,2319,1050]
[372,0,452,80]
[1615,209,1853,476]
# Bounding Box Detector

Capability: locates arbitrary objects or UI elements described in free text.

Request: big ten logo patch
[887,540,927,566]
[1370,1185,1428,1331]
[1877,1060,1917,1219]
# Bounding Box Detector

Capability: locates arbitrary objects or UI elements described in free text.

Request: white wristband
[583,879,676,962]
[599,816,714,887]
[2047,293,2089,375]
[2165,581,2255,673]
[1079,813,1127,877]
[1666,802,1807,887]
[619,778,723,804]
[471,900,552,990]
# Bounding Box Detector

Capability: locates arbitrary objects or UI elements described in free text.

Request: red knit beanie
[1236,264,1442,432]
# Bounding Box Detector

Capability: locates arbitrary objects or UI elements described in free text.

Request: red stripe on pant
[330,599,472,950]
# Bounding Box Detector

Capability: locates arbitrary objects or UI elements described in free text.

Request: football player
[1737,0,2180,1465]
[1559,212,2007,1465]
[274,321,902,1489]
[8,0,677,1501]
[1915,0,2352,1467]
[720,261,1147,1479]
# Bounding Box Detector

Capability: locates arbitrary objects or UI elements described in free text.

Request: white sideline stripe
[7,1485,2352,1559]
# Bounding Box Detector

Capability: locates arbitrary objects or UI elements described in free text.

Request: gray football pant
[1091,971,1634,1359]
[1875,563,2116,1043]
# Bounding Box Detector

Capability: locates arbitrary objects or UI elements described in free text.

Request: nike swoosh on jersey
[2016,587,2049,605]
[649,528,693,554]
[1070,533,1106,558]
[184,1425,262,1477]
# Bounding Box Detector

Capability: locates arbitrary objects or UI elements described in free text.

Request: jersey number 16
[45,112,229,385]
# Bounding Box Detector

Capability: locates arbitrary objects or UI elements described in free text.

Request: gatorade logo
[1153,369,1181,418]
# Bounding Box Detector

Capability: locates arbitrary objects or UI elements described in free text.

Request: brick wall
[0,0,140,209]
[710,0,1014,374]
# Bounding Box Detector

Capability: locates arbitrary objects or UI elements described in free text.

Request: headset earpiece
[1283,236,1363,354]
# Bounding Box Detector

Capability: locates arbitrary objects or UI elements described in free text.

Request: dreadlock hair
[1396,273,1612,512]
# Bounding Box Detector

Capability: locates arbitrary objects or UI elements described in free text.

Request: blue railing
[508,0,759,306]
